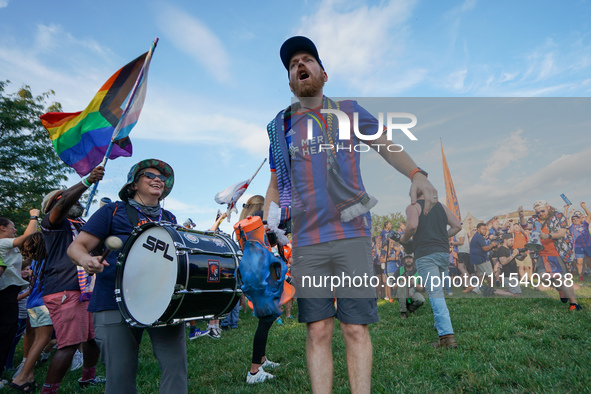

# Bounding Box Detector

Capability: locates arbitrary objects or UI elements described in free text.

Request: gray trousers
[396,286,425,313]
[93,310,188,394]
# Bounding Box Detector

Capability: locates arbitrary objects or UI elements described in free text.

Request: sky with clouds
[1,0,590,232]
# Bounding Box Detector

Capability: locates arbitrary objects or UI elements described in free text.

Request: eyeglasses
[140,172,167,182]
[536,209,546,214]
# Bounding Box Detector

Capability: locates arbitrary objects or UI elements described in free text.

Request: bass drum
[115,222,241,327]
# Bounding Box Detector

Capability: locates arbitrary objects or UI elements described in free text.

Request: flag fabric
[215,159,267,220]
[441,139,461,221]
[40,42,156,177]
[214,178,251,219]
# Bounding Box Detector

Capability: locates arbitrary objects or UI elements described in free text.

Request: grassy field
[6,285,591,393]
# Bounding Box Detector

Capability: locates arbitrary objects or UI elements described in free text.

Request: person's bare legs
[43,344,77,385]
[11,325,53,386]
[575,257,583,278]
[21,319,33,360]
[341,322,372,394]
[555,276,578,304]
[285,299,293,319]
[306,318,334,394]
[82,339,100,369]
[457,263,469,288]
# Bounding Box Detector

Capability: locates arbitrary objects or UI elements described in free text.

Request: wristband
[82,177,92,188]
[30,216,38,220]
[409,167,428,181]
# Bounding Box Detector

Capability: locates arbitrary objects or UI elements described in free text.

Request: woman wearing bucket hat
[67,159,188,394]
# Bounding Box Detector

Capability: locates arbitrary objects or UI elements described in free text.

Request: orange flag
[441,139,461,221]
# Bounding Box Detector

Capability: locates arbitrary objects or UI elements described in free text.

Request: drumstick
[98,236,123,263]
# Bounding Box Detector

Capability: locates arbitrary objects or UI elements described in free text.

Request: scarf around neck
[268,96,377,223]
[128,199,161,219]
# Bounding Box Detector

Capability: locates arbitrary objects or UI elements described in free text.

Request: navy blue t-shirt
[41,216,81,296]
[80,202,176,312]
[469,232,488,265]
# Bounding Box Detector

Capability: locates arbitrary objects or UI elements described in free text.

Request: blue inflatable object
[237,240,287,319]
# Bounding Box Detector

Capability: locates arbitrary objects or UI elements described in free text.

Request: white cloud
[499,72,516,83]
[294,0,420,93]
[537,52,557,80]
[163,197,213,215]
[155,5,231,84]
[460,0,477,12]
[480,130,528,181]
[0,24,117,108]
[136,91,269,155]
[443,69,468,92]
[0,0,9,8]
[461,145,591,219]
[0,21,267,155]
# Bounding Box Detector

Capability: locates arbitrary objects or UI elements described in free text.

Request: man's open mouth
[299,71,309,81]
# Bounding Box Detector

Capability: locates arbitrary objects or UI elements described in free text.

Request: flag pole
[248,158,267,183]
[83,38,159,216]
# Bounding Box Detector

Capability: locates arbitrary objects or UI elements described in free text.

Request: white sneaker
[261,358,280,369]
[472,287,482,295]
[246,367,274,384]
[208,327,221,339]
[40,351,51,363]
[71,350,83,371]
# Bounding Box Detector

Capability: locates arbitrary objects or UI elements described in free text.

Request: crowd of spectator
[1,196,588,389]
[371,200,590,313]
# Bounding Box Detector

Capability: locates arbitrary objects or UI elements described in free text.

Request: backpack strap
[119,201,140,228]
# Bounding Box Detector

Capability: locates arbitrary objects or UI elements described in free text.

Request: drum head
[121,226,178,326]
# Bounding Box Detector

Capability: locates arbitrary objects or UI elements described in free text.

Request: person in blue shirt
[68,159,187,394]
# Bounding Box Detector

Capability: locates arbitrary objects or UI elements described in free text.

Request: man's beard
[68,204,84,219]
[291,72,325,98]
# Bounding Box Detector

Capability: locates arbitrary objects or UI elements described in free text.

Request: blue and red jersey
[269,100,378,247]
[570,221,591,248]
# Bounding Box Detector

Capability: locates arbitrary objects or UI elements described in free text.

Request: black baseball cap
[280,36,324,71]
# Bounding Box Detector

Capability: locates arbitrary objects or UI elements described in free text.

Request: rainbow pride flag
[41,40,157,177]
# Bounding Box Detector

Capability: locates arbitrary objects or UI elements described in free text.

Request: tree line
[0,80,72,231]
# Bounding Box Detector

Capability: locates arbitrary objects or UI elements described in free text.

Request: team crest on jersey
[208,260,220,283]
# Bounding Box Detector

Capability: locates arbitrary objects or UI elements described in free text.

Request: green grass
[6,286,591,393]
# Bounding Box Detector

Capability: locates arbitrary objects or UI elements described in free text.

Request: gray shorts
[476,261,493,276]
[500,274,522,295]
[292,237,378,325]
[28,305,52,328]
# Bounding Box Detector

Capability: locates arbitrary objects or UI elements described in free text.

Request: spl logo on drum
[142,236,174,262]
[208,260,220,283]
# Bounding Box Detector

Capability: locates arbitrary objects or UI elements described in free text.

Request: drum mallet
[98,236,124,264]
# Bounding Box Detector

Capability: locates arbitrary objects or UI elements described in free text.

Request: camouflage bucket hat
[118,159,174,202]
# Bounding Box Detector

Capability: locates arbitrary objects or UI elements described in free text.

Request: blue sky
[1,0,590,232]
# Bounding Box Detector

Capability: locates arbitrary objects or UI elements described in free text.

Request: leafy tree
[0,80,73,232]
[371,212,406,238]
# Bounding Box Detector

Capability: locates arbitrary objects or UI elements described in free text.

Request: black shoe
[482,285,495,297]
[221,325,230,331]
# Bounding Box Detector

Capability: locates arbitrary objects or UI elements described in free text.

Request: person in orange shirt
[519,201,581,311]
[510,223,533,282]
